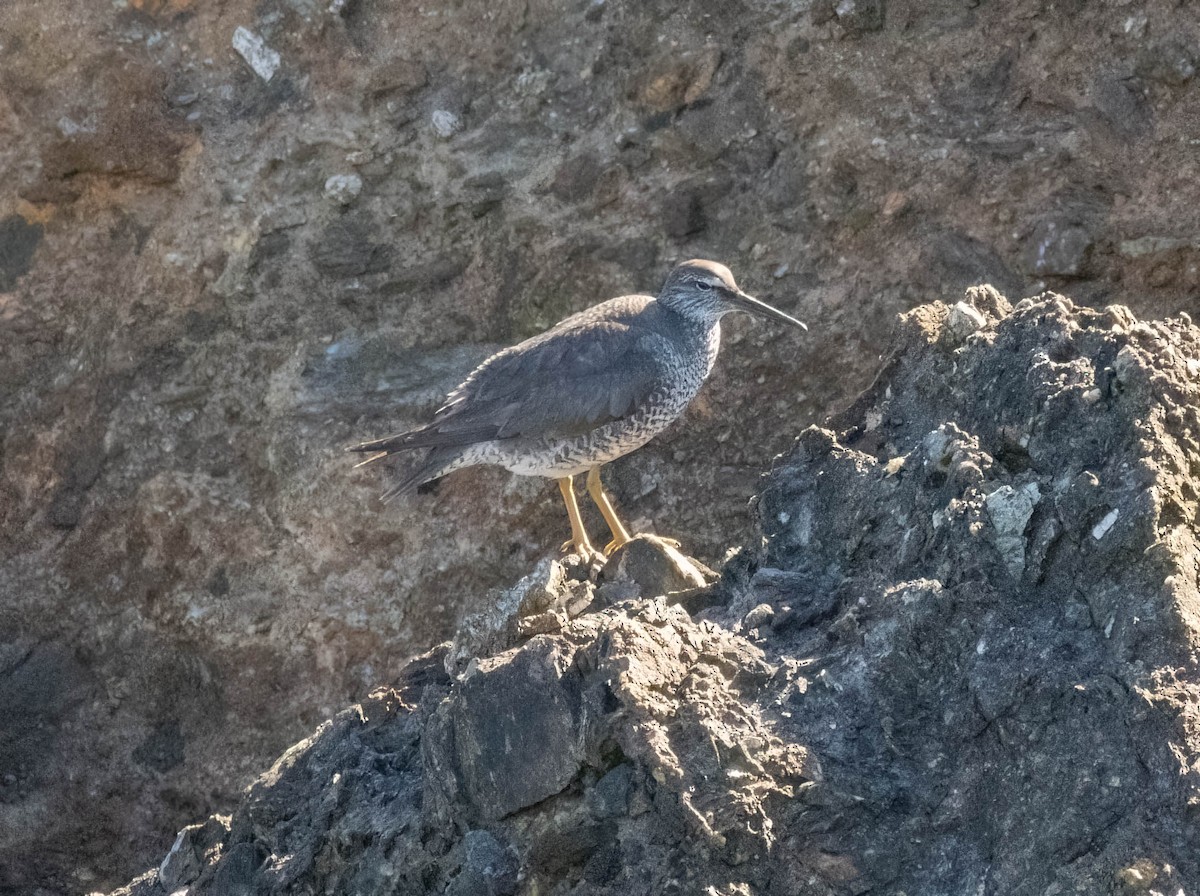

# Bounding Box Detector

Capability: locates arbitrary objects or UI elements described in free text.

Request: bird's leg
[557,476,601,562]
[586,466,633,555]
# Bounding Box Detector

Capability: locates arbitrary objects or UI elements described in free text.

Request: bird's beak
[728,289,808,331]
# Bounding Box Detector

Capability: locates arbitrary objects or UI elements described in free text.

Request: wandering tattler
[350,259,806,560]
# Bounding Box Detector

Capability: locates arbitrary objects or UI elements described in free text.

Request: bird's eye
[695,280,713,291]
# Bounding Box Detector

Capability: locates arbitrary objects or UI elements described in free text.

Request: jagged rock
[102,294,1200,895]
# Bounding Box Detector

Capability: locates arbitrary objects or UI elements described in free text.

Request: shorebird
[349,259,806,561]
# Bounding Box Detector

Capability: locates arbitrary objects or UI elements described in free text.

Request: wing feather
[349,295,675,455]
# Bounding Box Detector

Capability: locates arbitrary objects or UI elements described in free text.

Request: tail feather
[351,450,391,469]
[347,422,501,456]
[346,430,423,456]
[376,446,468,502]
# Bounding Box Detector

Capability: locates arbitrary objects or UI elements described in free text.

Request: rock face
[105,294,1200,895]
[4,0,1200,890]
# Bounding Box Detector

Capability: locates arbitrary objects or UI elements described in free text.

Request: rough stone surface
[101,295,1200,896]
[4,0,1200,891]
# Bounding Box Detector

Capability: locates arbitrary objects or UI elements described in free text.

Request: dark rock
[379,252,471,294]
[309,216,393,278]
[446,830,519,896]
[661,188,706,238]
[1135,41,1197,87]
[550,153,604,203]
[921,228,1023,295]
[588,762,634,818]
[1021,217,1094,277]
[463,171,510,218]
[158,816,230,891]
[1090,75,1153,140]
[753,294,1200,893]
[132,718,185,772]
[444,640,586,820]
[0,215,43,291]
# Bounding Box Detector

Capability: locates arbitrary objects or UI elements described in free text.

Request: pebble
[943,301,988,345]
[232,27,280,82]
[1113,345,1140,386]
[742,603,775,631]
[432,109,462,138]
[1091,508,1119,541]
[324,173,363,205]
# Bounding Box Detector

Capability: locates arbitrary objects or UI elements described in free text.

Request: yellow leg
[586,466,633,555]
[557,476,597,558]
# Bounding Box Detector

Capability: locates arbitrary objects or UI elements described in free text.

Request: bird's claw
[603,537,631,557]
[561,539,606,567]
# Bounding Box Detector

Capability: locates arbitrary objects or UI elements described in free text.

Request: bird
[349,259,807,562]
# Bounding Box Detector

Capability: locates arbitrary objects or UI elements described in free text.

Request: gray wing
[348,295,672,457]
[428,316,673,444]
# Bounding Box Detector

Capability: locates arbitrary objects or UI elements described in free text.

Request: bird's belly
[494,387,698,478]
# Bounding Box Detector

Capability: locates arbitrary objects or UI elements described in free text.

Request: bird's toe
[603,536,632,556]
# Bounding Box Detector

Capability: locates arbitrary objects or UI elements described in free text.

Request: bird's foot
[603,536,632,556]
[602,533,684,555]
[561,539,607,568]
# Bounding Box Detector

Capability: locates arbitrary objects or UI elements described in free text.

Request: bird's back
[437,293,705,438]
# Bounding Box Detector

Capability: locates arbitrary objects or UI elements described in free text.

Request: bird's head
[657,259,808,330]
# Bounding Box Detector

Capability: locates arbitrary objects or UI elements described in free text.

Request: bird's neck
[704,320,721,376]
[669,310,722,377]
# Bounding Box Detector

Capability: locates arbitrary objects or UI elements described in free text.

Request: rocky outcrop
[5,1,1200,890]
[104,294,1200,895]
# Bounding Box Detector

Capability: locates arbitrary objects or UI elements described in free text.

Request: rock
[1022,217,1094,277]
[157,816,231,891]
[231,27,280,83]
[309,215,392,276]
[1135,41,1197,87]
[366,58,428,98]
[448,830,519,896]
[754,293,1200,892]
[549,153,604,203]
[323,172,363,204]
[631,48,723,113]
[983,481,1040,577]
[600,534,711,600]
[813,0,884,32]
[0,215,43,291]
[922,229,1023,295]
[432,109,463,138]
[835,0,885,33]
[942,299,988,346]
[446,557,574,677]
[661,188,706,238]
[100,293,1200,895]
[443,640,586,820]
[1091,74,1153,140]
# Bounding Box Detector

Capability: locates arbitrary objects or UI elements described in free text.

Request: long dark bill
[728,289,808,330]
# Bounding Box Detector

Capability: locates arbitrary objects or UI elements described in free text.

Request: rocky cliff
[3,0,1200,891]
[103,293,1200,895]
